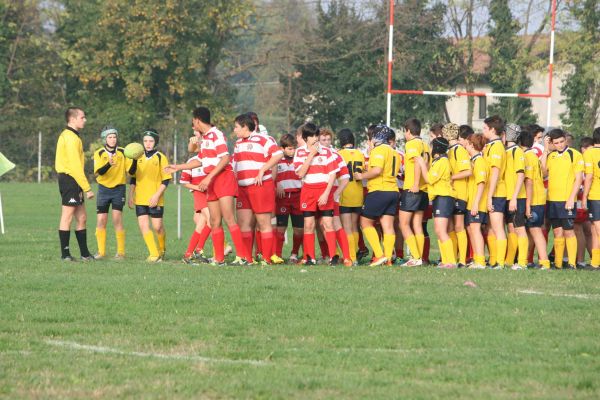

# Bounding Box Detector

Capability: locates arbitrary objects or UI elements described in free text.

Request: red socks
[319,238,329,259]
[304,232,316,261]
[325,231,337,259]
[229,224,248,260]
[194,225,212,254]
[184,231,201,258]
[423,236,430,263]
[262,231,274,261]
[335,228,350,260]
[212,227,225,262]
[292,231,303,256]
[275,230,286,257]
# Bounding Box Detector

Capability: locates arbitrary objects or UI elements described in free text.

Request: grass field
[1,182,600,399]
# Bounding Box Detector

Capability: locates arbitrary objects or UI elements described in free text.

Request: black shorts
[547,201,576,220]
[506,198,526,228]
[588,200,600,222]
[454,199,467,215]
[362,191,399,219]
[491,197,506,214]
[135,205,164,218]
[526,205,546,228]
[339,206,362,214]
[97,184,126,213]
[276,214,304,228]
[432,196,454,218]
[465,211,488,225]
[400,191,428,212]
[58,173,84,206]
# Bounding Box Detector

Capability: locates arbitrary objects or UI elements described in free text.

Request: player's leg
[111,209,125,258]
[303,213,317,263]
[592,221,600,268]
[454,212,467,266]
[400,210,419,263]
[73,204,92,259]
[291,215,304,262]
[220,195,249,262]
[275,214,289,258]
[552,223,565,268]
[412,211,424,259]
[467,217,486,268]
[59,205,77,259]
[489,209,507,268]
[341,211,356,262]
[95,211,108,259]
[137,210,159,261]
[563,219,578,268]
[207,200,226,263]
[332,214,351,265]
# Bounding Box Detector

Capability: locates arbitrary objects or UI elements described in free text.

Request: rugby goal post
[385,0,557,127]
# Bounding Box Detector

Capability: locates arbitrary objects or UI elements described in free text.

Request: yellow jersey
[339,147,365,207]
[448,143,471,202]
[524,149,546,206]
[427,155,453,200]
[547,147,584,202]
[367,144,401,193]
[583,146,600,201]
[404,137,429,192]
[483,138,506,198]
[93,147,131,188]
[468,154,488,212]
[55,127,91,192]
[132,151,172,206]
[505,145,526,200]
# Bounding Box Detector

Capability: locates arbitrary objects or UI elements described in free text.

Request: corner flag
[0,151,15,177]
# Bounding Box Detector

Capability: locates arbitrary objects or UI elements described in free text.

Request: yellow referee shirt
[483,139,506,198]
[584,146,600,201]
[547,147,584,202]
[427,155,453,201]
[93,147,131,188]
[367,144,401,193]
[132,151,172,206]
[404,137,428,192]
[339,147,365,207]
[55,127,91,192]
[524,149,546,206]
[468,154,488,212]
[505,145,526,200]
[448,144,471,202]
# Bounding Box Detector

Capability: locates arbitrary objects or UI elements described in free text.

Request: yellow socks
[488,234,497,266]
[554,237,565,268]
[415,234,424,259]
[441,239,456,265]
[517,235,529,266]
[95,228,106,256]
[116,230,125,256]
[506,232,518,265]
[591,248,600,268]
[449,231,458,260]
[347,233,356,261]
[456,230,468,265]
[496,238,507,267]
[406,235,420,260]
[539,259,550,269]
[157,231,166,255]
[143,232,159,257]
[566,236,577,267]
[383,234,395,260]
[474,254,486,267]
[363,226,383,258]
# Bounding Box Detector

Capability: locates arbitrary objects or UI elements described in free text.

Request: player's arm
[582,153,593,210]
[256,150,284,185]
[318,172,337,206]
[94,151,111,176]
[567,155,585,210]
[411,157,422,192]
[128,179,136,209]
[487,166,499,212]
[164,158,202,174]
[296,147,318,179]
[509,172,525,212]
[540,137,550,176]
[66,134,92,194]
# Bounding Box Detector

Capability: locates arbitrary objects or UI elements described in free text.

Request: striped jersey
[233,133,282,187]
[331,148,350,186]
[200,126,231,174]
[293,145,339,187]
[276,156,301,193]
[180,155,205,187]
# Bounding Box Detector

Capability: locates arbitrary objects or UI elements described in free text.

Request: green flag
[0,152,16,178]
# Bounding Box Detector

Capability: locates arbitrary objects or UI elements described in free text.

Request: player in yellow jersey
[582,127,600,269]
[464,134,488,269]
[353,125,401,266]
[443,123,471,267]
[541,129,584,269]
[482,115,507,269]
[503,124,529,269]
[520,129,550,269]
[93,125,131,260]
[418,137,456,268]
[338,129,365,263]
[399,118,429,267]
[128,130,172,262]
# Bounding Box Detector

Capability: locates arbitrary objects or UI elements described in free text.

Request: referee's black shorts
[58,173,83,206]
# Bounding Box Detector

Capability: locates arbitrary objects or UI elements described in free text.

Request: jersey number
[347,161,363,181]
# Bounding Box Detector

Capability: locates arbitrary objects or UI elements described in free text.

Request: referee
[55,107,95,261]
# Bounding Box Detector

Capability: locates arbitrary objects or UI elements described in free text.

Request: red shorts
[207,170,238,202]
[236,179,275,214]
[192,190,207,212]
[575,208,588,223]
[300,186,334,213]
[275,191,302,216]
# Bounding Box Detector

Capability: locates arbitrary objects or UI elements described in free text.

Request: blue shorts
[362,191,399,219]
[588,200,600,222]
[453,199,467,215]
[526,205,546,228]
[97,184,126,213]
[135,205,164,218]
[400,191,428,212]
[491,197,506,214]
[506,198,526,228]
[465,211,488,225]
[432,196,454,218]
[547,201,577,220]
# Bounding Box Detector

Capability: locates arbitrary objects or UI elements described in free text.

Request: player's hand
[487,198,494,213]
[582,199,588,211]
[333,189,342,203]
[189,136,198,145]
[254,170,265,186]
[164,165,177,174]
[544,136,551,152]
[86,191,95,200]
[309,142,320,155]
[199,176,212,192]
[109,156,116,166]
[148,194,160,208]
[470,208,478,217]
[508,198,517,212]
[318,192,329,206]
[565,199,575,210]
[354,172,363,181]
[526,205,532,218]
[128,197,134,209]
[276,187,285,198]
[409,184,419,193]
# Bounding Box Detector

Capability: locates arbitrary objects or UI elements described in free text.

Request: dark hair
[280,133,297,148]
[234,113,256,132]
[526,124,544,135]
[430,123,444,137]
[247,112,259,128]
[65,107,83,123]
[483,115,504,136]
[301,122,320,141]
[431,137,449,157]
[338,128,354,147]
[548,128,566,141]
[404,118,421,136]
[519,129,534,148]
[366,124,378,140]
[593,127,600,145]
[192,107,211,124]
[580,137,593,149]
[142,128,160,145]
[459,124,474,139]
[467,133,486,152]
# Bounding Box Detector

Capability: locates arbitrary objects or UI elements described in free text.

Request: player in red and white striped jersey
[275,134,304,262]
[233,113,283,265]
[165,107,249,265]
[294,123,339,264]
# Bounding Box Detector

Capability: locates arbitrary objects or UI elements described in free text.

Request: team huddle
[55,106,600,270]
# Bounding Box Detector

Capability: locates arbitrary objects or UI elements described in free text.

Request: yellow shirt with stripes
[93,147,131,188]
[427,155,453,201]
[547,147,584,202]
[483,138,506,198]
[505,144,526,200]
[583,146,600,201]
[468,154,488,212]
[55,127,91,192]
[404,137,429,192]
[339,147,365,207]
[367,144,401,193]
[524,149,546,206]
[448,143,471,202]
[132,152,172,206]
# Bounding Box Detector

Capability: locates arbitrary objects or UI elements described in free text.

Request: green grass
[1,182,600,399]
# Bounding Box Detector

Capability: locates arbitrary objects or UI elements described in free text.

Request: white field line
[518,289,598,300]
[286,347,446,354]
[45,339,269,366]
